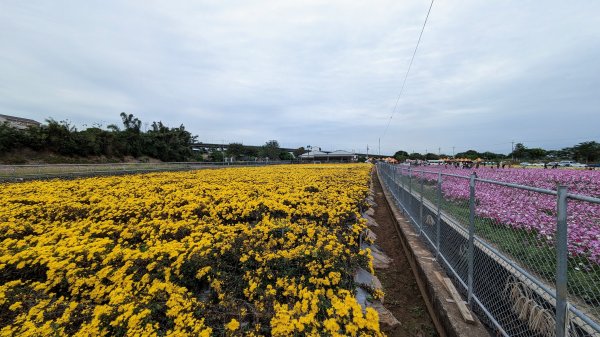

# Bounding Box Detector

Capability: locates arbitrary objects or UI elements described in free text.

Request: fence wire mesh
[377,163,600,337]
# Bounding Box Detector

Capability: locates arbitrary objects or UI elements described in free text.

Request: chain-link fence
[377,163,600,337]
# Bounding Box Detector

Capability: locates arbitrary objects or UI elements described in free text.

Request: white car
[571,163,587,168]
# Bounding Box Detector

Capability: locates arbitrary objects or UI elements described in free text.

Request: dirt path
[371,171,438,337]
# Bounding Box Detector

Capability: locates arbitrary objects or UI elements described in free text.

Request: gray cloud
[1,1,599,155]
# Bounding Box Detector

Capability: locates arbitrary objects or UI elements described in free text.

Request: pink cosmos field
[409,167,600,264]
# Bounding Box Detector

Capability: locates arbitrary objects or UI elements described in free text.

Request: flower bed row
[0,164,382,336]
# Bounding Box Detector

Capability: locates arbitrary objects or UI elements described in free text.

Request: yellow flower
[0,164,378,335]
[226,318,240,331]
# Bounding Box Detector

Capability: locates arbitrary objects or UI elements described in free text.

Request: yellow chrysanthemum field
[0,164,383,336]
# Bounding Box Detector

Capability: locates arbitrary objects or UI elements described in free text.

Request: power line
[381,0,435,139]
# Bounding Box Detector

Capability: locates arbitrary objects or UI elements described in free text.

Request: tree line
[214,141,304,162]
[0,113,305,163]
[393,141,600,163]
[0,113,196,162]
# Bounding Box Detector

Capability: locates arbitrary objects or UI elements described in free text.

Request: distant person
[476,162,480,169]
[552,163,558,169]
[502,163,506,169]
[544,163,547,169]
[496,162,500,169]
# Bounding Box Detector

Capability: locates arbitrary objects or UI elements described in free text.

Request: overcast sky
[2,1,599,155]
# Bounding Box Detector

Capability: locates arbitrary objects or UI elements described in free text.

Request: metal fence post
[468,172,476,305]
[408,167,413,210]
[556,185,568,337]
[395,167,400,208]
[393,166,398,201]
[419,171,424,236]
[436,171,442,257]
[400,167,404,205]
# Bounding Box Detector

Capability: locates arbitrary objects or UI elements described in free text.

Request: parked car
[571,163,587,168]
[587,163,600,168]
[559,161,575,167]
[520,162,531,166]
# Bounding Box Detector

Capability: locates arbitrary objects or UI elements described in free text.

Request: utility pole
[438,147,441,156]
[378,138,381,156]
[366,145,369,159]
[511,141,515,162]
[452,146,455,158]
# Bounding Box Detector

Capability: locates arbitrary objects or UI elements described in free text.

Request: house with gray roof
[0,114,41,130]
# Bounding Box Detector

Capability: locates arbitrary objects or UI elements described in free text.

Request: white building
[0,114,41,129]
[299,149,357,162]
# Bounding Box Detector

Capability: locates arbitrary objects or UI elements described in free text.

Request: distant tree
[393,150,409,162]
[120,112,141,133]
[44,119,79,155]
[408,152,424,160]
[243,146,259,158]
[572,141,600,163]
[425,153,439,160]
[260,140,281,160]
[0,113,199,163]
[119,112,143,157]
[76,127,105,156]
[226,143,246,160]
[510,143,527,160]
[481,151,505,160]
[0,122,24,153]
[557,147,574,160]
[279,152,294,161]
[142,121,195,161]
[293,147,306,158]
[455,150,480,160]
[527,148,547,161]
[208,149,224,162]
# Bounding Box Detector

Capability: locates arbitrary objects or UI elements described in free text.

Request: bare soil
[371,172,438,337]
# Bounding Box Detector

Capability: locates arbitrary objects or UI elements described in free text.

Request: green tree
[208,149,224,162]
[0,113,198,163]
[279,152,294,161]
[527,148,547,160]
[119,112,143,157]
[393,150,409,162]
[293,147,306,158]
[226,143,246,160]
[510,143,527,160]
[425,153,439,160]
[455,150,480,160]
[260,140,281,160]
[44,119,79,155]
[0,122,23,153]
[572,141,600,163]
[481,151,505,160]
